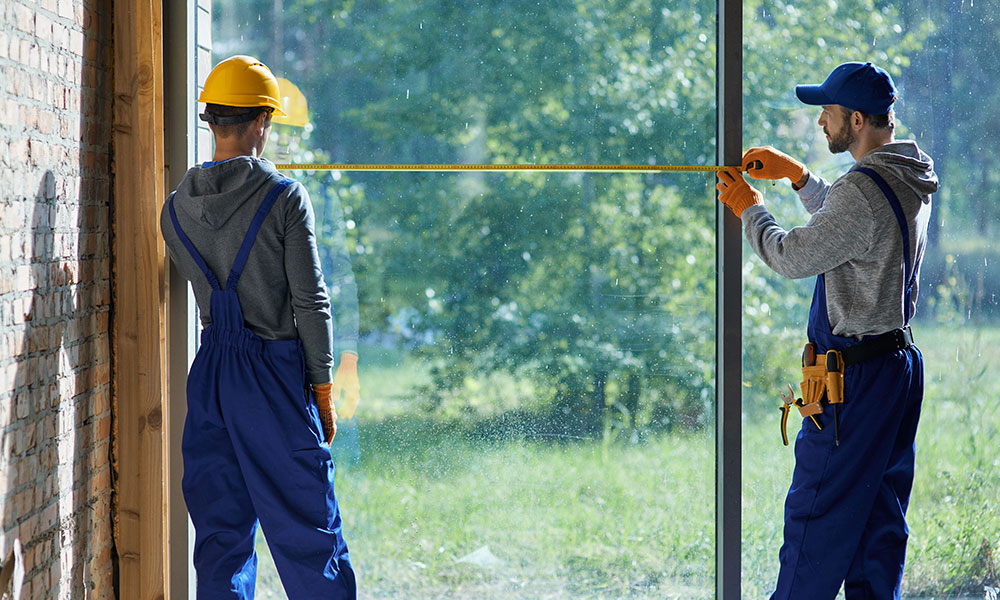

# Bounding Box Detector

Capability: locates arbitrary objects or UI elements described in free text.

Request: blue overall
[169,178,356,599]
[771,168,924,600]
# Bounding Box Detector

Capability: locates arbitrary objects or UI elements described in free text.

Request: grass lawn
[251,324,999,598]
[259,421,717,599]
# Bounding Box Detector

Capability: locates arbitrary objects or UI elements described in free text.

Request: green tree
[215,0,930,432]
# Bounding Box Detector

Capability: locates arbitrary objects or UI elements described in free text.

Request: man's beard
[827,121,856,154]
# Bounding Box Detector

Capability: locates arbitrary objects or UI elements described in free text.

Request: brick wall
[0,1,115,598]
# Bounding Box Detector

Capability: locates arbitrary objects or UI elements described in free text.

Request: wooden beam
[112,0,167,598]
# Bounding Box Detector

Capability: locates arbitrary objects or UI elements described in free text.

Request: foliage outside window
[208,1,999,598]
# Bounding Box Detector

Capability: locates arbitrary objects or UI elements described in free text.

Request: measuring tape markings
[274,163,741,173]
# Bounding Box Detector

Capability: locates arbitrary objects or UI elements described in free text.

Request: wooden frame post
[112,0,167,598]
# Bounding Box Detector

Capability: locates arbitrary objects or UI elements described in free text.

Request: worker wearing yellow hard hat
[162,55,356,599]
[199,55,286,114]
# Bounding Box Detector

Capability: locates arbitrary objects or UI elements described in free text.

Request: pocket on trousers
[288,445,337,526]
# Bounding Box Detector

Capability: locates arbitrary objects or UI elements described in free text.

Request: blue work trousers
[770,344,923,599]
[182,332,356,599]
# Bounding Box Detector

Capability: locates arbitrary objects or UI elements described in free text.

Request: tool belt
[778,344,844,445]
[798,345,844,411]
[778,327,915,446]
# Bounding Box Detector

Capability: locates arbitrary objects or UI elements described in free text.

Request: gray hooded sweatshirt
[741,140,938,339]
[161,157,333,384]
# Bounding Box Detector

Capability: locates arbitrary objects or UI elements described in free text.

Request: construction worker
[716,62,938,598]
[160,55,356,599]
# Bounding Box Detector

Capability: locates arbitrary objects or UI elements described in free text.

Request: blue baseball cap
[795,62,897,114]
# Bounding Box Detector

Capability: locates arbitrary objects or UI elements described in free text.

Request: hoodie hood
[858,140,939,198]
[173,157,279,229]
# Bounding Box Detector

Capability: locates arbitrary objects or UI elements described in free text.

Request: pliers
[779,383,823,446]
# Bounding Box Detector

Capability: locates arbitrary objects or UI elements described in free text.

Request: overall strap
[225,178,293,290]
[851,166,918,323]
[169,192,222,290]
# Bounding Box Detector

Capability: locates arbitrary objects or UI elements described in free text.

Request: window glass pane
[212,1,717,167]
[207,1,718,598]
[743,1,999,598]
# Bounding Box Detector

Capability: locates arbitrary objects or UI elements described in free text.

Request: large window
[187,1,1000,598]
[208,1,720,598]
[741,1,999,598]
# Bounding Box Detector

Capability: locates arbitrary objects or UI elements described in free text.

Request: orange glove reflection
[742,146,806,183]
[332,352,361,420]
[311,382,338,444]
[716,167,764,218]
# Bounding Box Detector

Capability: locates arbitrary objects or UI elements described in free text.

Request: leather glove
[333,352,361,420]
[742,146,806,183]
[311,382,338,444]
[716,167,763,218]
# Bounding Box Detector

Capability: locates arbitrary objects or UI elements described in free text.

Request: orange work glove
[716,167,763,218]
[332,352,361,420]
[742,146,807,183]
[311,382,338,444]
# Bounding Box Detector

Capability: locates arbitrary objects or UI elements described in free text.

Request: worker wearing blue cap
[717,62,938,599]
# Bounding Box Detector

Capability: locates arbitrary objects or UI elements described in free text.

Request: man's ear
[851,110,864,131]
[255,110,271,135]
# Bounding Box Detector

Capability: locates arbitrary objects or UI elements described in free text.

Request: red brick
[28,43,41,72]
[58,114,71,137]
[10,138,30,165]
[38,111,55,135]
[31,264,49,289]
[14,5,35,34]
[36,14,53,43]
[52,24,68,52]
[21,542,36,574]
[69,28,83,54]
[8,36,20,63]
[58,0,73,20]
[16,265,33,290]
[18,514,38,543]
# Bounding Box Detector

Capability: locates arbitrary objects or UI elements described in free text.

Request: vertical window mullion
[716,0,743,598]
[165,1,199,598]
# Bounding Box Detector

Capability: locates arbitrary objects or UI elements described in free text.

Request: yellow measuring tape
[274,163,740,173]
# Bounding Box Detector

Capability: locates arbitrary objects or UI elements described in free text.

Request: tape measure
[273,163,740,173]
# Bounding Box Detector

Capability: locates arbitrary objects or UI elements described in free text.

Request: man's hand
[332,352,360,420]
[743,146,807,184]
[716,167,764,218]
[311,382,338,444]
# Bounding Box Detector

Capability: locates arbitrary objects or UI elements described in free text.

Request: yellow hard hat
[272,77,310,127]
[198,55,287,117]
